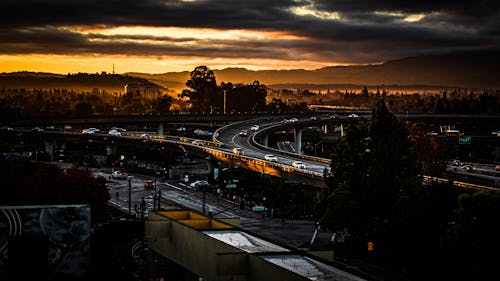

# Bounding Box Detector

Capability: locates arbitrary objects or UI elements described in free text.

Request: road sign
[458,136,471,144]
[213,168,219,181]
[252,206,266,212]
[225,183,237,189]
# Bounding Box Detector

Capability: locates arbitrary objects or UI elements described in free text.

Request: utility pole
[141,197,145,219]
[202,187,206,215]
[223,90,227,114]
[157,189,162,210]
[128,176,132,216]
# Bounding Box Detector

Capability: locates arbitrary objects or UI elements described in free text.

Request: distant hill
[127,50,500,92]
[0,72,165,93]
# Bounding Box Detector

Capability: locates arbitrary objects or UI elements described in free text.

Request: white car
[250,125,260,131]
[292,161,306,169]
[108,129,121,136]
[112,171,128,180]
[140,133,150,138]
[348,114,359,118]
[239,130,249,137]
[190,180,209,189]
[82,128,95,134]
[289,118,299,123]
[232,147,243,155]
[264,154,278,162]
[194,129,213,136]
[111,127,126,132]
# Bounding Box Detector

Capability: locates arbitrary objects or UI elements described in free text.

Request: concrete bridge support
[206,157,215,174]
[262,135,269,147]
[44,140,56,161]
[157,122,164,136]
[106,144,116,156]
[294,128,303,155]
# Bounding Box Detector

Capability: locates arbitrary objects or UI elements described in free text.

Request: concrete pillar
[323,124,328,134]
[294,129,303,155]
[206,158,214,173]
[157,122,164,136]
[340,124,345,137]
[262,135,269,147]
[205,157,218,182]
[44,140,56,161]
[106,144,116,156]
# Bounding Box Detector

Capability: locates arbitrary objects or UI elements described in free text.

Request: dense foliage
[0,159,109,222]
[320,101,500,280]
[2,69,498,119]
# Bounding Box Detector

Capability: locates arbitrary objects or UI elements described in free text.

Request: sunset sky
[1,0,498,74]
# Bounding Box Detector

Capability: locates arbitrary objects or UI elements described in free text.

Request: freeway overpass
[2,111,498,190]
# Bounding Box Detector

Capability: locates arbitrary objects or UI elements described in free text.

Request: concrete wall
[146,211,314,281]
[146,212,248,281]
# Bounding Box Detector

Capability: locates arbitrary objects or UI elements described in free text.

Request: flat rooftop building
[146,210,366,281]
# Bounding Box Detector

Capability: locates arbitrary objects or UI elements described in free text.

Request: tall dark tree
[367,100,418,219]
[321,100,420,256]
[181,66,220,113]
[226,81,267,113]
[322,119,370,233]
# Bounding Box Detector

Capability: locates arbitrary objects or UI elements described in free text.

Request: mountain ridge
[127,50,500,91]
[1,51,498,93]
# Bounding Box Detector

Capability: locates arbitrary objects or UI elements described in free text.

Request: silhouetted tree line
[320,101,499,281]
[0,159,109,223]
[277,86,500,114]
[3,68,499,118]
[0,87,174,119]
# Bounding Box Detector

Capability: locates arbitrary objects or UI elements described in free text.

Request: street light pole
[202,187,206,215]
[128,176,132,216]
[223,90,227,114]
[157,189,162,210]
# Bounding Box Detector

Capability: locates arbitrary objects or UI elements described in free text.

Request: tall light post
[128,176,132,216]
[223,90,227,114]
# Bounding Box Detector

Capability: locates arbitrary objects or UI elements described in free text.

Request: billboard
[0,205,91,278]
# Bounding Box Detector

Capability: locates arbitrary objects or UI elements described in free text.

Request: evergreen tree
[321,100,419,253]
[322,119,370,233]
[367,100,418,219]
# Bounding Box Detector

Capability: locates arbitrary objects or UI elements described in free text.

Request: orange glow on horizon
[0,26,351,74]
[0,54,348,74]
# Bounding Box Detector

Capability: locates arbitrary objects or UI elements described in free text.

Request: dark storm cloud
[0,26,295,59]
[1,0,499,64]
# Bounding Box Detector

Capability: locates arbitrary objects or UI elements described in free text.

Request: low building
[146,209,366,281]
[124,82,161,98]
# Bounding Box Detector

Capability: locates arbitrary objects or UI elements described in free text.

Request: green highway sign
[458,136,471,144]
[252,206,266,212]
[225,183,237,189]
